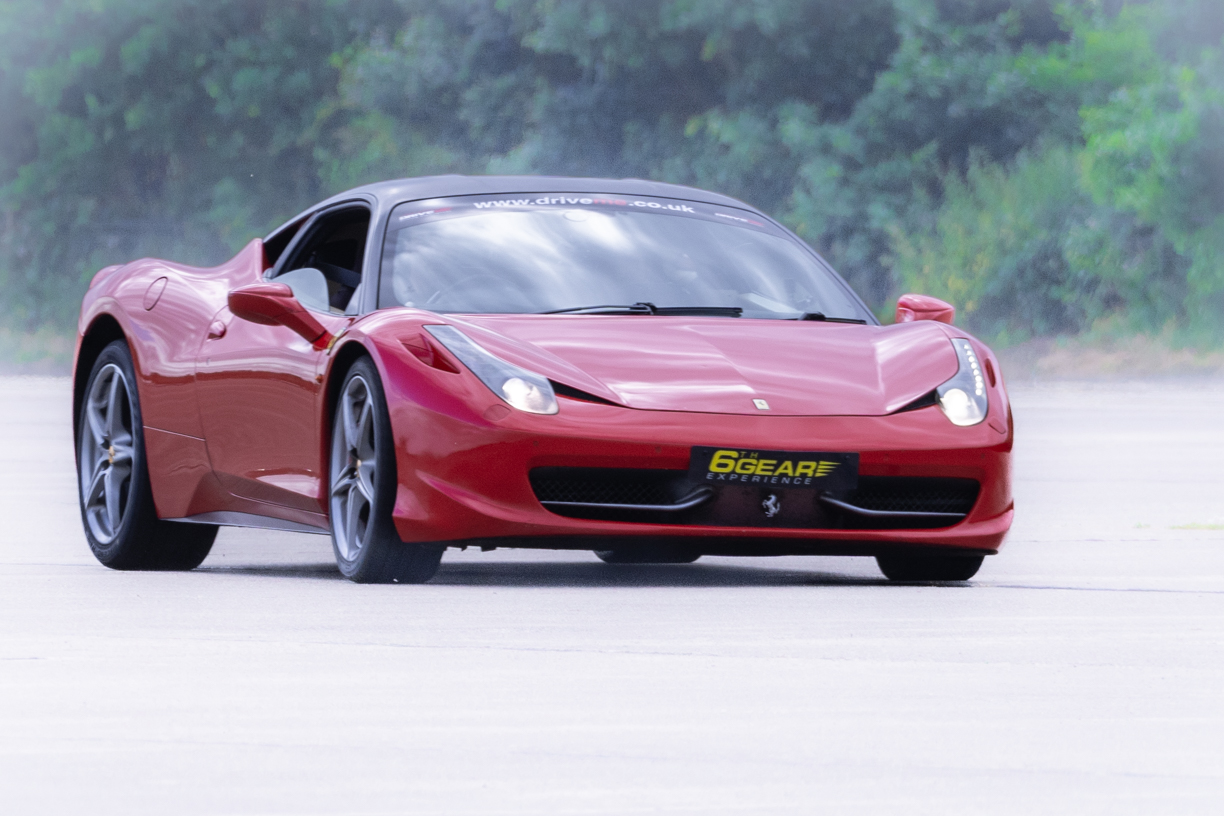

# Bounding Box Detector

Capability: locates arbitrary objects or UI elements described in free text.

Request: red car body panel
[75,175,1013,558]
[79,239,346,525]
[452,314,960,416]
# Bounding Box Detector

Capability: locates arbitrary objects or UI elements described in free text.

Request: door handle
[207,320,228,340]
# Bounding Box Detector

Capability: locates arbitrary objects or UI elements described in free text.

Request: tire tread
[876,553,984,582]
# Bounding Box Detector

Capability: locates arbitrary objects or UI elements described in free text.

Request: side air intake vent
[821,477,980,529]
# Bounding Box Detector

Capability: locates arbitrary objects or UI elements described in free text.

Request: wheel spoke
[342,392,360,451]
[104,467,122,532]
[355,399,374,459]
[86,399,107,447]
[355,461,375,502]
[105,373,124,439]
[110,461,132,491]
[345,484,366,552]
[331,466,357,497]
[86,461,108,508]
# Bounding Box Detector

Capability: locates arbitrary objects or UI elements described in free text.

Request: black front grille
[844,477,980,515]
[530,468,689,507]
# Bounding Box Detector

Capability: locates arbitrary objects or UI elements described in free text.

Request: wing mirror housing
[228,282,333,349]
[895,293,955,325]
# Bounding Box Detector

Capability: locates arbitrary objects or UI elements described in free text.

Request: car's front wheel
[77,340,216,570]
[876,552,984,582]
[329,358,444,583]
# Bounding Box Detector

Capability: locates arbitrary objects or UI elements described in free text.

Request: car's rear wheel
[77,340,217,570]
[876,552,984,582]
[329,358,444,583]
[594,544,702,564]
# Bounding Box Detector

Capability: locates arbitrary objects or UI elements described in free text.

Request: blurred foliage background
[1,0,1222,353]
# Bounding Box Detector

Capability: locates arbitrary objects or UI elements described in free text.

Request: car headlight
[937,339,988,426]
[424,325,559,415]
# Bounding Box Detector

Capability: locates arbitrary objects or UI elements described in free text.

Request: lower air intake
[529,468,979,529]
[844,477,980,515]
[529,468,688,507]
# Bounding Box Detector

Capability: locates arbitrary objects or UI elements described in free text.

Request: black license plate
[689,446,859,491]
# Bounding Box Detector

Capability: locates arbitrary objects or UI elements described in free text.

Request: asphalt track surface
[1,376,1223,815]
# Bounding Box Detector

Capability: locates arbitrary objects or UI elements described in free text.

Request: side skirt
[166,511,330,535]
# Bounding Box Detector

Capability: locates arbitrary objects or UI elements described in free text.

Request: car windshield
[379,194,872,321]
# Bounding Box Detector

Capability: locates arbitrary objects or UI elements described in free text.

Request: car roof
[316,174,761,214]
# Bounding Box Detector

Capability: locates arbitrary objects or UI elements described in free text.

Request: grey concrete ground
[1,376,1222,815]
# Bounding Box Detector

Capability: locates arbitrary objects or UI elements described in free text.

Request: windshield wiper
[654,305,742,317]
[543,302,656,315]
[799,312,868,324]
[543,302,743,317]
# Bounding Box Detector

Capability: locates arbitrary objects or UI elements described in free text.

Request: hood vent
[892,390,938,414]
[549,380,620,406]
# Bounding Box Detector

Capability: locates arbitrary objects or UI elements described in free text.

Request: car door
[195,203,371,516]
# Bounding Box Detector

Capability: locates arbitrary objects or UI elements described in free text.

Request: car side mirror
[275,267,331,313]
[895,293,955,325]
[228,282,333,349]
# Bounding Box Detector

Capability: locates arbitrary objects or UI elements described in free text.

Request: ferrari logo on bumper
[762,494,781,518]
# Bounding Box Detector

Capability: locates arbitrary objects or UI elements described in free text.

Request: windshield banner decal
[390,193,770,233]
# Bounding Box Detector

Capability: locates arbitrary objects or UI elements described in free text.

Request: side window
[263,214,309,267]
[277,206,371,314]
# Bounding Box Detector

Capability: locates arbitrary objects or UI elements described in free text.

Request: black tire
[594,544,702,564]
[328,357,444,583]
[76,340,217,570]
[876,552,985,582]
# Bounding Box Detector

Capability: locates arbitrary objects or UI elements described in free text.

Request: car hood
[438,314,959,417]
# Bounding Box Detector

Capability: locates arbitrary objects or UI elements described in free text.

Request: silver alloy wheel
[79,363,135,544]
[330,374,378,561]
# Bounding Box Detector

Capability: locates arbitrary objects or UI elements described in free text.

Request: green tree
[893,1,1224,341]
[3,0,1222,347]
[1077,5,1224,335]
[1,0,397,326]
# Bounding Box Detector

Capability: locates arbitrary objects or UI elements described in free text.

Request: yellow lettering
[755,459,776,476]
[735,458,758,475]
[773,460,794,477]
[709,450,738,473]
[795,461,816,477]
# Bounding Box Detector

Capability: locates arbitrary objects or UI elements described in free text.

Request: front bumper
[383,367,1013,556]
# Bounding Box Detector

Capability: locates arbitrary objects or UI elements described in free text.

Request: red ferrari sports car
[74,175,1012,583]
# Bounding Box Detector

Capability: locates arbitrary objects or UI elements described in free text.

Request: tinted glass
[380,194,870,321]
